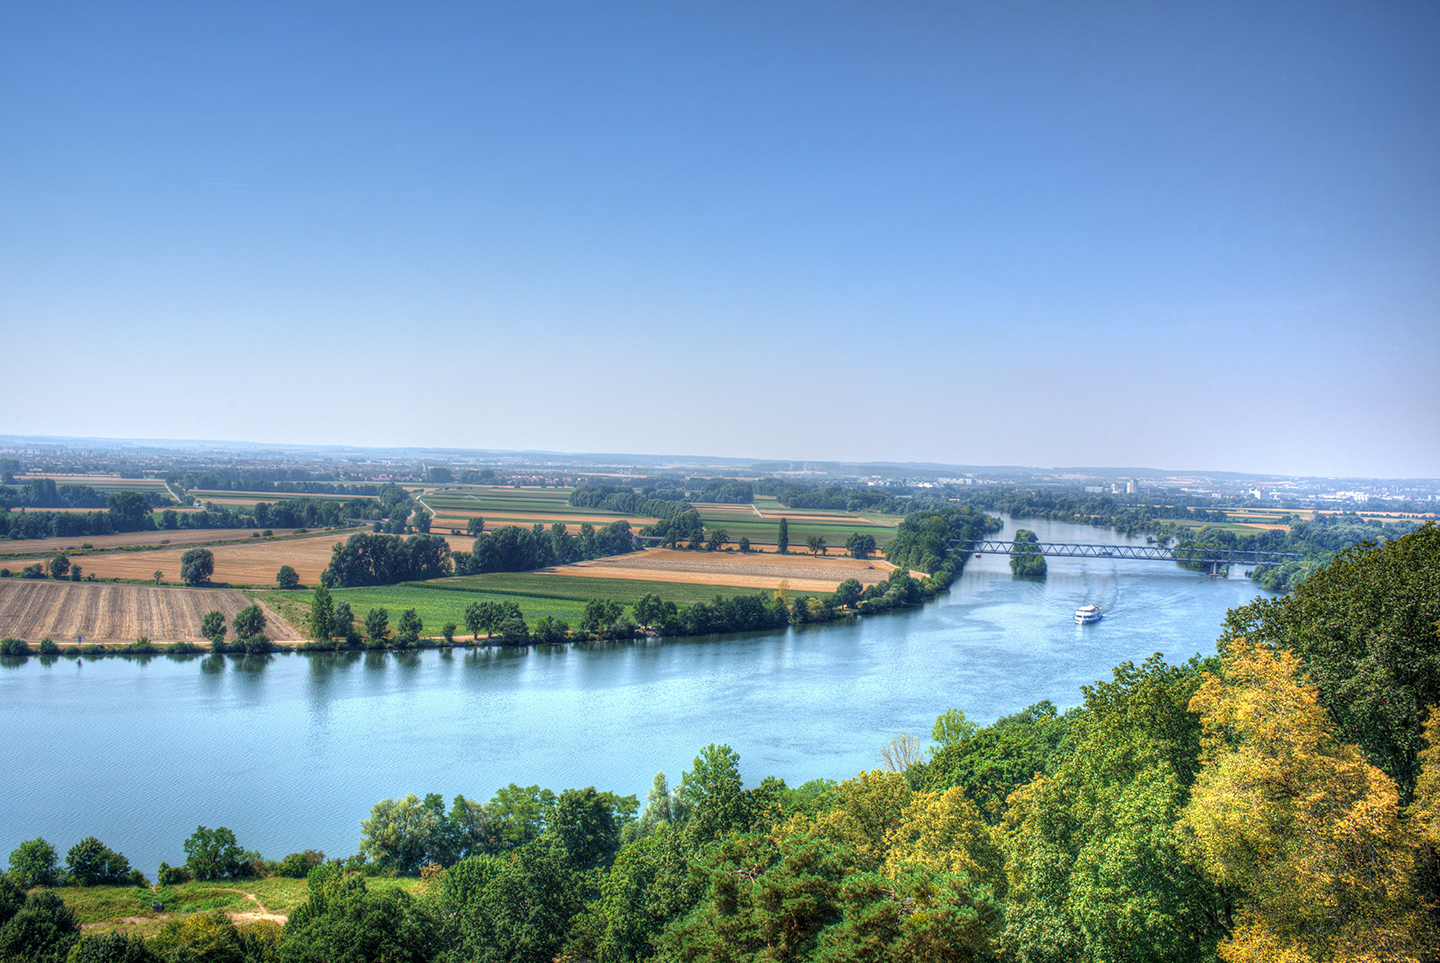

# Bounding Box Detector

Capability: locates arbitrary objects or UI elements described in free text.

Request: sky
[2,2,1437,478]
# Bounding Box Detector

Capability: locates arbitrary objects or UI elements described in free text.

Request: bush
[277,850,326,879]
[21,563,43,579]
[156,862,191,886]
[276,565,299,589]
[0,638,31,657]
[38,638,60,655]
[442,623,457,644]
[242,635,273,655]
[81,644,107,656]
[0,568,9,578]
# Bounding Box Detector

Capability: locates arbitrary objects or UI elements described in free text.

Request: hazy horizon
[4,3,1437,477]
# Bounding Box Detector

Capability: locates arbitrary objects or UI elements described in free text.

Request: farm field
[11,473,171,494]
[74,530,367,586]
[0,527,306,560]
[0,580,295,643]
[422,571,775,608]
[257,584,591,637]
[191,490,379,506]
[542,547,895,594]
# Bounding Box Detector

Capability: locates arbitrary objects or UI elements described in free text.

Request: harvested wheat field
[0,580,299,643]
[535,548,901,595]
[74,532,473,586]
[0,528,303,560]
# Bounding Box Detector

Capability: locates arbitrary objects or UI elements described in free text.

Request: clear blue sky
[3,2,1436,477]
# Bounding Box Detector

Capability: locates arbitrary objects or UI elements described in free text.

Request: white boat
[1075,604,1103,624]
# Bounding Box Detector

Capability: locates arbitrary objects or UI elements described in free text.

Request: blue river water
[0,515,1269,877]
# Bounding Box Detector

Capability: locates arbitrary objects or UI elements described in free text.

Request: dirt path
[227,889,287,925]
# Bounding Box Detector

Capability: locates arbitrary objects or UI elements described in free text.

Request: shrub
[242,635,273,655]
[276,565,299,589]
[0,638,31,657]
[156,862,191,886]
[81,644,107,656]
[38,638,60,655]
[21,563,43,579]
[0,569,9,578]
[277,850,326,878]
[442,623,457,644]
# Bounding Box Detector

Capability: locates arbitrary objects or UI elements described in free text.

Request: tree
[49,554,69,580]
[7,837,59,888]
[633,593,665,628]
[332,601,354,640]
[777,517,789,554]
[179,548,214,586]
[807,534,826,555]
[880,733,924,772]
[466,517,485,537]
[1219,523,1440,798]
[65,931,157,963]
[1178,638,1423,961]
[931,707,979,750]
[738,536,750,553]
[581,598,624,637]
[276,565,300,589]
[365,608,390,643]
[106,491,151,531]
[65,837,131,887]
[231,604,267,639]
[183,826,252,880]
[845,532,876,559]
[832,578,863,609]
[395,608,423,647]
[309,587,334,641]
[0,890,80,963]
[706,528,728,552]
[200,610,227,643]
[152,571,162,585]
[279,874,437,963]
[1010,528,1048,577]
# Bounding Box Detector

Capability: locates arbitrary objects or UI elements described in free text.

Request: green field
[18,475,171,495]
[190,490,377,505]
[689,514,899,547]
[417,572,770,607]
[258,584,591,634]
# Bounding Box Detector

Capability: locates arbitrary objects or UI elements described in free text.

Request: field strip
[532,566,852,595]
[0,581,255,643]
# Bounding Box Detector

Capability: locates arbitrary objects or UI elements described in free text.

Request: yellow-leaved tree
[1179,638,1422,963]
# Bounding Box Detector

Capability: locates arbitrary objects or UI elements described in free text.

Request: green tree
[280,874,436,963]
[200,610,227,643]
[179,548,214,586]
[1000,654,1224,963]
[49,554,69,580]
[7,837,59,888]
[106,491,151,531]
[182,826,252,880]
[581,598,624,637]
[395,608,423,647]
[1009,528,1048,577]
[152,570,163,585]
[931,707,980,750]
[0,890,80,963]
[231,604,267,639]
[65,837,131,887]
[706,528,728,552]
[777,517,789,554]
[65,931,157,963]
[332,601,354,639]
[832,578,863,609]
[466,516,485,537]
[365,607,389,643]
[309,586,334,641]
[276,564,300,589]
[807,534,826,555]
[845,532,876,559]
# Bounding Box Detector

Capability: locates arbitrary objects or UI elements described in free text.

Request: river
[0,515,1270,877]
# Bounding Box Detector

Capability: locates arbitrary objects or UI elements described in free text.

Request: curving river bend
[0,515,1270,876]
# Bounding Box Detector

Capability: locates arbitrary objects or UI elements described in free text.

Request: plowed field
[535,548,899,594]
[0,581,299,643]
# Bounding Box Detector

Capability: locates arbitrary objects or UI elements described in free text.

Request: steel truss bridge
[951,540,1302,568]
